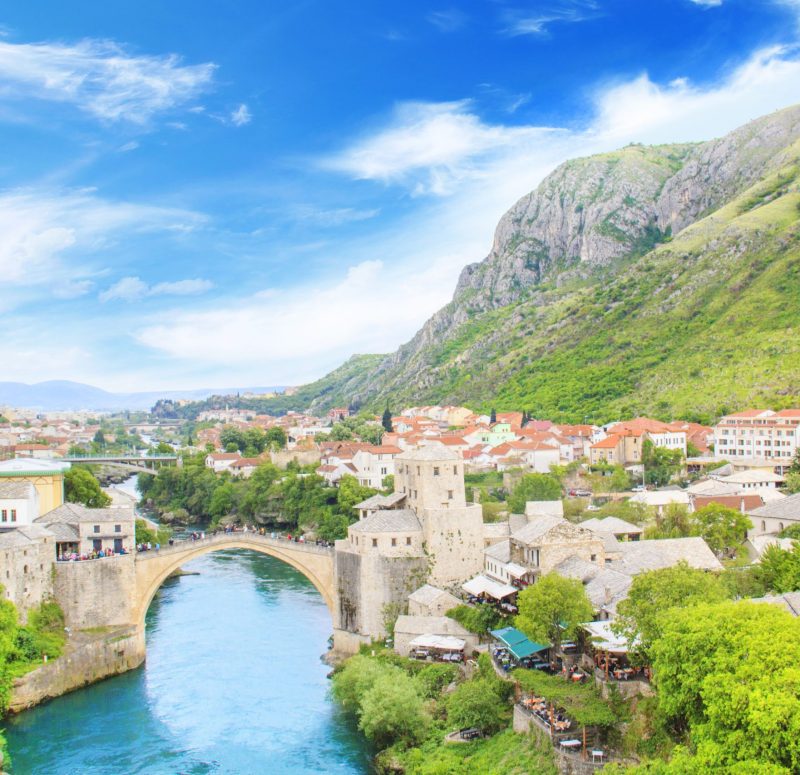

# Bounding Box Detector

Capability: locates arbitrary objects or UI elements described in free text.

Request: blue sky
[2,0,800,391]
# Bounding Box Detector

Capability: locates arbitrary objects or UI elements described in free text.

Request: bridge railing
[135,531,334,560]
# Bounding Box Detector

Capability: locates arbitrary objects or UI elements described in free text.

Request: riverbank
[8,627,145,714]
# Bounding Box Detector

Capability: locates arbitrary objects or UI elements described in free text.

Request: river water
[5,549,372,774]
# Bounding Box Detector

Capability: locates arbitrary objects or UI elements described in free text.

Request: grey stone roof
[748,592,800,617]
[36,503,133,525]
[484,539,511,563]
[585,568,634,612]
[508,513,527,533]
[483,522,510,539]
[512,516,596,546]
[580,517,643,535]
[396,446,460,462]
[353,492,407,510]
[408,584,461,609]
[553,555,600,582]
[394,615,470,637]
[348,508,421,534]
[615,537,722,575]
[43,522,80,541]
[748,493,800,521]
[0,524,54,547]
[0,480,37,499]
[688,478,740,496]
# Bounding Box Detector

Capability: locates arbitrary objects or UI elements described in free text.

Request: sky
[2,0,800,392]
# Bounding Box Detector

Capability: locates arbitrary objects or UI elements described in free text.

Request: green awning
[490,627,549,660]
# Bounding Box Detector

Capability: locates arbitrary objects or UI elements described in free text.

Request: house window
[94,525,100,533]
[115,525,121,533]
[391,538,397,547]
[372,538,378,548]
[406,537,411,545]
[433,466,440,476]
[453,466,458,475]
[10,510,16,523]
[448,490,454,500]
[417,466,421,475]
[591,554,597,562]
[1,510,6,522]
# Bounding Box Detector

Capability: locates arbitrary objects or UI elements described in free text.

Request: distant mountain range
[0,381,287,412]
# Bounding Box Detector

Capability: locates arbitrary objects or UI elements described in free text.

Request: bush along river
[5,550,372,774]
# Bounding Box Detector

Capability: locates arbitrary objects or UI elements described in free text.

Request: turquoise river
[5,549,372,774]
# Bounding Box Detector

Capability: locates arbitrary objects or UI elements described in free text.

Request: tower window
[391,538,397,547]
[448,490,454,499]
[406,537,411,545]
[372,538,378,547]
[433,467,440,476]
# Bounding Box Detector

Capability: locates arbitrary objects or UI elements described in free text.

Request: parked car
[575,489,592,497]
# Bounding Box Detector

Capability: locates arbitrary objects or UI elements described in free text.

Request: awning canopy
[462,574,517,600]
[582,620,635,653]
[409,634,466,651]
[490,626,549,660]
[506,562,532,579]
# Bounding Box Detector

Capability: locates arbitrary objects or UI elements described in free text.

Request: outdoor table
[592,750,605,763]
[560,739,581,749]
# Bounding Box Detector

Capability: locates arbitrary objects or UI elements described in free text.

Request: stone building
[36,503,135,558]
[0,524,56,621]
[333,446,485,650]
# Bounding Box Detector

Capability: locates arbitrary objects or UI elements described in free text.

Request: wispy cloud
[0,189,204,293]
[230,103,252,126]
[427,9,468,33]
[100,276,213,302]
[500,1,600,37]
[288,205,380,227]
[324,100,556,195]
[0,38,215,124]
[689,0,723,6]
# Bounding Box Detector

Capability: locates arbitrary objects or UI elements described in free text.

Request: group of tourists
[58,547,129,562]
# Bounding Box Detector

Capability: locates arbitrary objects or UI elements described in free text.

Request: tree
[329,423,354,441]
[490,408,497,424]
[331,654,391,712]
[651,600,800,771]
[644,504,692,540]
[756,543,800,593]
[516,572,593,653]
[614,562,728,663]
[358,672,429,747]
[209,481,237,520]
[381,407,393,434]
[689,503,751,556]
[64,468,112,508]
[220,426,246,451]
[337,475,377,516]
[784,472,800,494]
[642,439,683,486]
[264,427,287,450]
[446,679,508,734]
[92,429,106,447]
[507,473,562,513]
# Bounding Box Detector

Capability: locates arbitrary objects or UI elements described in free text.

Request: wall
[270,448,321,469]
[8,626,145,713]
[420,504,485,588]
[0,473,64,516]
[0,534,55,623]
[54,554,136,628]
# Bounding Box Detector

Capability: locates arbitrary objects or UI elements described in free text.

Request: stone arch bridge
[133,533,336,628]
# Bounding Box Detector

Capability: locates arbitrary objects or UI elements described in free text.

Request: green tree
[642,439,683,486]
[784,471,800,494]
[689,503,751,556]
[446,604,503,635]
[209,481,237,520]
[446,678,508,734]
[652,600,800,771]
[359,671,429,747]
[337,475,377,516]
[507,473,561,513]
[64,467,112,508]
[220,426,246,451]
[329,423,354,441]
[265,427,287,450]
[644,503,692,540]
[381,407,393,433]
[613,563,728,663]
[516,572,593,653]
[756,543,800,593]
[92,429,106,447]
[331,654,392,712]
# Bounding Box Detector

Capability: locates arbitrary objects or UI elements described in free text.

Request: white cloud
[288,205,380,227]
[230,103,252,126]
[689,0,723,6]
[324,100,557,195]
[0,38,215,123]
[134,45,800,384]
[427,9,468,32]
[500,2,600,36]
[100,276,213,302]
[53,279,95,299]
[118,141,139,152]
[0,189,204,295]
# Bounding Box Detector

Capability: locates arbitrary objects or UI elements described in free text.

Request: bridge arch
[133,535,336,630]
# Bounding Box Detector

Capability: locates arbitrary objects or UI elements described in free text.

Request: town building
[713,409,800,473]
[746,494,800,539]
[0,524,56,620]
[0,457,71,516]
[35,503,135,558]
[0,480,40,526]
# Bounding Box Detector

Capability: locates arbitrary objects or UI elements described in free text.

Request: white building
[205,453,241,473]
[713,409,800,473]
[0,480,40,527]
[352,445,402,489]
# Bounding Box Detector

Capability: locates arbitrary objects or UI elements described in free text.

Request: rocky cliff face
[303,104,800,420]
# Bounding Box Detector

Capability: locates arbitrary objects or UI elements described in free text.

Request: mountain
[0,381,287,412]
[268,104,800,425]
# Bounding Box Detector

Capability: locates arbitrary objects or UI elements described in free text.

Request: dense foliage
[64,467,112,508]
[139,460,378,540]
[445,603,503,635]
[507,473,561,513]
[515,572,593,653]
